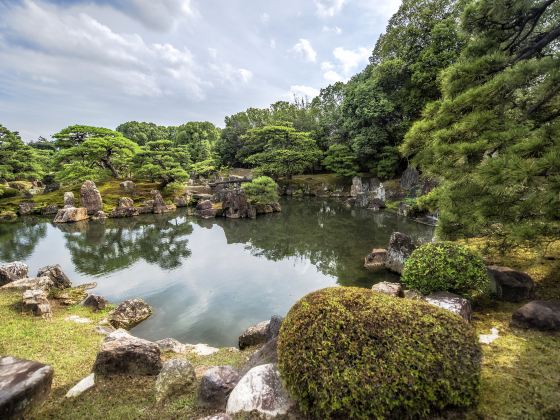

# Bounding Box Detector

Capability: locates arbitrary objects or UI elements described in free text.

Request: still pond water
[0,198,434,346]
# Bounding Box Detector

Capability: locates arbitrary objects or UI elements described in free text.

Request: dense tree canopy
[133,140,190,187]
[0,125,44,182]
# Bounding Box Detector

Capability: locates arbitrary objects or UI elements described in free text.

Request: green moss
[277,287,482,419]
[401,242,490,297]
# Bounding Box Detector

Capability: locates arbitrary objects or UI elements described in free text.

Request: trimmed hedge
[277,287,481,419]
[241,176,279,204]
[401,242,489,296]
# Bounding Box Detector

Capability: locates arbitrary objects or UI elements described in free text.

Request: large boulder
[22,289,51,317]
[0,262,28,286]
[174,195,191,207]
[151,190,170,214]
[82,294,107,312]
[36,264,71,289]
[487,265,535,302]
[423,292,472,321]
[400,166,420,191]
[385,232,416,274]
[226,364,294,418]
[239,320,270,350]
[221,189,254,219]
[53,207,89,223]
[80,181,103,215]
[0,356,54,419]
[198,366,240,409]
[155,359,196,402]
[108,298,152,329]
[93,329,162,375]
[371,281,404,297]
[110,197,139,218]
[364,248,387,272]
[195,200,217,219]
[63,191,75,207]
[1,276,54,292]
[511,300,560,331]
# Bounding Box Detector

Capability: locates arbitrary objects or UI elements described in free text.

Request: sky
[0,0,401,140]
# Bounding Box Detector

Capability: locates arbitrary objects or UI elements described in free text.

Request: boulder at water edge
[80,181,103,215]
[37,264,72,289]
[0,261,28,286]
[53,207,88,223]
[198,366,240,409]
[239,320,270,350]
[155,359,196,402]
[93,329,162,375]
[108,298,152,329]
[487,265,535,302]
[385,232,416,274]
[63,191,75,207]
[82,294,107,312]
[364,249,387,272]
[511,300,560,331]
[240,337,279,377]
[226,363,295,418]
[0,356,53,419]
[423,292,472,321]
[109,197,139,218]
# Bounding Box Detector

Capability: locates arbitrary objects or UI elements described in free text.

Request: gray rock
[83,294,107,312]
[80,181,103,215]
[65,373,95,398]
[198,366,240,409]
[385,232,416,274]
[53,207,89,223]
[41,204,59,215]
[397,202,414,217]
[371,281,404,297]
[63,191,75,207]
[110,197,139,218]
[239,320,270,350]
[197,414,232,420]
[364,248,387,272]
[240,338,278,377]
[403,289,423,300]
[400,166,420,190]
[487,265,535,302]
[424,292,472,321]
[221,189,254,219]
[22,289,51,317]
[93,329,162,375]
[37,264,72,289]
[119,180,135,192]
[152,190,171,214]
[108,298,152,329]
[155,359,196,402]
[174,195,190,207]
[0,261,28,286]
[156,338,190,354]
[196,200,217,219]
[18,202,36,216]
[511,300,560,331]
[1,276,54,292]
[267,315,283,341]
[0,356,53,419]
[226,363,295,418]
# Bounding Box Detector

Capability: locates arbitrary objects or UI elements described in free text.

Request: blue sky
[0,0,401,140]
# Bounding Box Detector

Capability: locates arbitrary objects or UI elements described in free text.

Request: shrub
[278,287,481,419]
[401,242,490,296]
[0,186,18,199]
[241,176,279,204]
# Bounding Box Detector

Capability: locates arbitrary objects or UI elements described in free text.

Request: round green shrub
[278,287,481,419]
[241,176,279,204]
[401,242,490,296]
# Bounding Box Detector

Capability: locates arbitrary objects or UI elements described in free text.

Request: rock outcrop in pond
[385,232,416,274]
[109,197,139,218]
[80,180,103,215]
[0,261,28,286]
[108,298,152,329]
[53,207,88,223]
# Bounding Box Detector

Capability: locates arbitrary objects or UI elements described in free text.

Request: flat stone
[188,343,220,356]
[93,329,162,376]
[424,292,472,321]
[65,373,95,398]
[0,356,53,419]
[364,248,387,271]
[197,414,232,420]
[65,315,91,324]
[385,232,416,274]
[155,359,196,402]
[239,320,270,350]
[37,264,72,289]
[198,366,240,409]
[1,276,54,292]
[108,298,152,329]
[511,300,560,331]
[487,265,535,302]
[226,363,295,418]
[372,281,404,297]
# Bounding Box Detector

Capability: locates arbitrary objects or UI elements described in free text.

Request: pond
[0,198,434,347]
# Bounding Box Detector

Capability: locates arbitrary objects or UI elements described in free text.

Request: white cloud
[333,46,370,74]
[112,0,196,31]
[238,68,253,83]
[322,25,342,34]
[291,38,317,63]
[314,0,346,18]
[288,85,320,99]
[208,48,218,59]
[260,12,270,24]
[321,61,343,83]
[270,39,276,49]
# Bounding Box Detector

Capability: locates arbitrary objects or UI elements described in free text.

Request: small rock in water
[364,248,387,272]
[155,359,196,402]
[479,327,500,344]
[65,373,95,398]
[108,298,152,329]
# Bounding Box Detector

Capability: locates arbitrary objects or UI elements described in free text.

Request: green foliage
[0,125,45,182]
[0,186,18,199]
[402,242,490,296]
[133,140,190,187]
[189,158,217,178]
[401,0,560,246]
[54,126,139,184]
[278,287,481,419]
[243,126,322,179]
[116,121,171,145]
[174,122,219,163]
[322,144,359,177]
[241,176,279,204]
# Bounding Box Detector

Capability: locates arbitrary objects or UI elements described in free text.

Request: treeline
[1,0,558,245]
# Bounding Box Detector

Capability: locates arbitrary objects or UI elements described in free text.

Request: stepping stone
[511,300,560,331]
[0,356,54,419]
[423,292,472,321]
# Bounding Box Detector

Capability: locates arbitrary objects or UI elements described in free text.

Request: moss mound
[277,287,481,419]
[401,242,489,296]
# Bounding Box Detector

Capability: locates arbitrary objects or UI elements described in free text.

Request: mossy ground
[0,290,252,419]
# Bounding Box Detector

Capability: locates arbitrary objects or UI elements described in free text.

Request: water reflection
[0,198,434,346]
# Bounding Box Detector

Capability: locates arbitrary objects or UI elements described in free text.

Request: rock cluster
[0,261,28,286]
[22,289,51,317]
[110,197,139,218]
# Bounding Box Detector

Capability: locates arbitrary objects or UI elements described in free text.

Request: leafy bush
[241,176,279,204]
[401,242,490,296]
[0,186,18,199]
[278,287,481,419]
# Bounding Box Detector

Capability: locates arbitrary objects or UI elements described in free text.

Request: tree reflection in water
[0,219,47,261]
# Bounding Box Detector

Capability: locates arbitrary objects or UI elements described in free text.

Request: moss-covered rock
[401,242,490,297]
[277,287,481,419]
